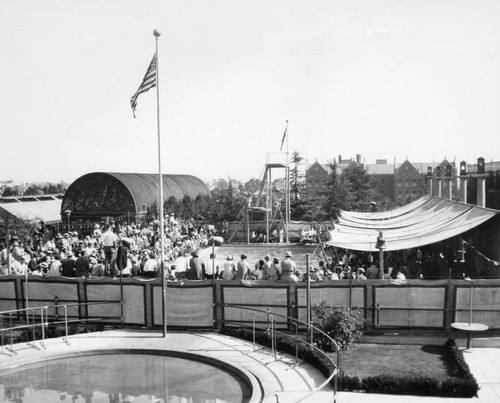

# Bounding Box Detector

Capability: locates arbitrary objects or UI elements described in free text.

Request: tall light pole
[376,231,386,279]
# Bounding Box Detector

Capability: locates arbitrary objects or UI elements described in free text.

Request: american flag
[130,53,157,118]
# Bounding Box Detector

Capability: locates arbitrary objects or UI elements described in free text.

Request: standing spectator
[187,251,205,280]
[235,254,251,280]
[0,242,8,275]
[61,252,76,277]
[102,226,119,277]
[75,250,90,278]
[280,251,299,282]
[116,240,129,277]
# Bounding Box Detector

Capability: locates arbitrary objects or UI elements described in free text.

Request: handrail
[0,301,119,353]
[222,303,339,403]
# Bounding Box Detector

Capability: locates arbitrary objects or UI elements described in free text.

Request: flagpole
[154,29,167,338]
[285,120,290,244]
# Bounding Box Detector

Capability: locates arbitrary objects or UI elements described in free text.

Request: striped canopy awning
[326,196,498,251]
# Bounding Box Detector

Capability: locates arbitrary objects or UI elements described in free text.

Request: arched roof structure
[61,172,210,220]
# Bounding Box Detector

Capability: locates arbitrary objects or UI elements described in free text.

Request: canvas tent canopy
[0,199,62,224]
[326,195,498,252]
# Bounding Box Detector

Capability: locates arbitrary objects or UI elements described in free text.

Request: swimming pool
[0,352,252,402]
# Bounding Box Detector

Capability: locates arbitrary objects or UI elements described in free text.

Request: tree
[220,180,245,221]
[341,164,376,212]
[321,161,350,219]
[43,183,64,194]
[23,185,44,196]
[1,186,22,197]
[290,151,307,220]
[244,178,261,194]
[321,162,377,219]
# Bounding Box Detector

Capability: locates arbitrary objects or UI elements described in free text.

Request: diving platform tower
[251,152,290,244]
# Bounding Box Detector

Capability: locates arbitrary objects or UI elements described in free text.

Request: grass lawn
[338,343,455,380]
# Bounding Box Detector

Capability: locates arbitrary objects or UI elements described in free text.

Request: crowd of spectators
[0,213,475,281]
[0,214,216,279]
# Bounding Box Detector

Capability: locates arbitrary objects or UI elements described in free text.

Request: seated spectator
[75,250,90,278]
[90,256,105,277]
[61,252,76,277]
[395,267,406,280]
[220,255,236,280]
[265,257,281,281]
[48,254,62,277]
[187,250,205,280]
[365,264,379,279]
[249,259,265,280]
[173,251,189,280]
[235,254,251,280]
[205,253,219,280]
[310,266,324,282]
[280,251,299,282]
[32,262,47,276]
[130,255,141,277]
[142,253,158,278]
[384,267,393,280]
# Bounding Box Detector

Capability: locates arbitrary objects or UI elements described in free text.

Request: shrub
[311,302,364,351]
[363,375,440,395]
[339,374,361,391]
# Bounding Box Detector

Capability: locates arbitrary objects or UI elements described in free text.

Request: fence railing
[222,303,339,403]
[0,301,117,354]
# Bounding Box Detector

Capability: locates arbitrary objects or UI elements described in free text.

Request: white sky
[1,0,499,184]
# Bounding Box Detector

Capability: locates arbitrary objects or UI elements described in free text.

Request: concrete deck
[0,330,499,402]
[0,329,334,403]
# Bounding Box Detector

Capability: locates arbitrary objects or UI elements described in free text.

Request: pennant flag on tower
[130,53,157,118]
[280,121,288,151]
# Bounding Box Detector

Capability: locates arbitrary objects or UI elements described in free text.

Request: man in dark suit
[75,250,90,278]
[61,252,76,277]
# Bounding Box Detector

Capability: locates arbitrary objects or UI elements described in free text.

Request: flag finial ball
[153,29,161,37]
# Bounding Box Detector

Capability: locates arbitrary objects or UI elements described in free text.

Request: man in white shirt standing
[102,226,119,277]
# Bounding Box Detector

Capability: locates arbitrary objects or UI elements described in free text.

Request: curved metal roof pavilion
[61,172,210,220]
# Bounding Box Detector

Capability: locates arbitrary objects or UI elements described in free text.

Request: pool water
[0,353,252,402]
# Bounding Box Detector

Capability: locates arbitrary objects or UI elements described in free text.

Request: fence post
[252,312,256,351]
[294,322,299,366]
[54,296,59,321]
[9,313,13,352]
[376,303,380,335]
[63,305,69,345]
